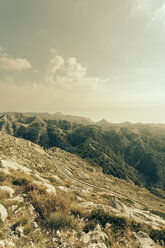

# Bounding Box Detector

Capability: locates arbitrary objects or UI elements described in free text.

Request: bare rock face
[108,196,127,213]
[0,204,8,222]
[80,224,108,248]
[33,180,56,195]
[0,240,15,248]
[136,231,156,248]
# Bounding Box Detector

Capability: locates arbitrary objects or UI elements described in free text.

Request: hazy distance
[0,0,165,123]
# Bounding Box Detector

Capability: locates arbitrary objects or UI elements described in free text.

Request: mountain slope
[0,113,165,191]
[0,131,165,247]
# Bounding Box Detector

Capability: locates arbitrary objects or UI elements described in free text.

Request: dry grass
[46,212,77,230]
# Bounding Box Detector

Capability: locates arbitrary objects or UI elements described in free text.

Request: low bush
[29,189,70,219]
[12,177,28,186]
[46,212,77,230]
[149,228,165,243]
[70,205,88,218]
[0,171,6,182]
[23,224,33,235]
[89,209,128,231]
[83,221,96,233]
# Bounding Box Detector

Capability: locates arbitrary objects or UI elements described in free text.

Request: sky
[0,0,165,123]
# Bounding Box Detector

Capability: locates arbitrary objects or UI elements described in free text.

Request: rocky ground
[0,131,165,248]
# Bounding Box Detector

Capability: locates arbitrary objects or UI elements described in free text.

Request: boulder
[5,240,15,247]
[0,241,5,248]
[0,185,15,197]
[108,196,127,213]
[89,224,108,242]
[136,231,156,248]
[80,233,90,244]
[0,204,8,222]
[81,224,108,247]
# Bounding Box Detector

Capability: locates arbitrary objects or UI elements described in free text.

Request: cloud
[44,52,109,91]
[129,0,163,16]
[50,48,58,54]
[66,57,87,78]
[130,0,150,13]
[0,46,32,71]
[152,3,165,24]
[0,47,109,92]
[47,55,64,75]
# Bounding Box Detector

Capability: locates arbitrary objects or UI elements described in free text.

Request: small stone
[80,233,90,244]
[33,221,39,229]
[105,223,111,228]
[16,226,24,237]
[0,240,5,248]
[10,205,18,212]
[56,230,61,238]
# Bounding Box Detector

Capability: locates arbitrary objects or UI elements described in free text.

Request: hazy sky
[0,0,165,123]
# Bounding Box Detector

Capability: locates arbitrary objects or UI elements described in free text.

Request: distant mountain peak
[96,118,111,126]
[55,112,63,116]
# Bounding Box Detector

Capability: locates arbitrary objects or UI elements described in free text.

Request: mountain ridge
[0,112,165,193]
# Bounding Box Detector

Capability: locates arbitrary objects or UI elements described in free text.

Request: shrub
[0,231,3,239]
[29,189,70,219]
[0,171,6,182]
[130,221,143,233]
[12,177,28,186]
[46,212,76,230]
[70,205,88,218]
[149,228,165,243]
[89,209,128,231]
[83,221,96,233]
[23,224,33,235]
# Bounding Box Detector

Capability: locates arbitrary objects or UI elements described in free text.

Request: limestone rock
[0,204,8,222]
[58,186,70,192]
[136,231,156,248]
[5,240,15,247]
[45,183,56,194]
[0,186,15,197]
[89,224,108,243]
[108,196,127,213]
[87,243,107,248]
[80,233,90,244]
[0,240,5,248]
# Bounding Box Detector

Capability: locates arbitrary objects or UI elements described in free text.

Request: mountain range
[0,112,165,194]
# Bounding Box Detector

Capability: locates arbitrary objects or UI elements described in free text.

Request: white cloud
[152,3,165,24]
[47,55,64,75]
[129,0,163,17]
[44,52,109,91]
[0,57,32,71]
[130,0,150,13]
[0,47,109,92]
[51,48,58,54]
[66,57,87,78]
[0,46,32,71]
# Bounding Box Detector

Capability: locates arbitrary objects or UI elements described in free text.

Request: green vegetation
[46,212,76,230]
[1,113,165,190]
[83,221,96,233]
[23,224,33,235]
[28,186,78,231]
[88,209,128,234]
